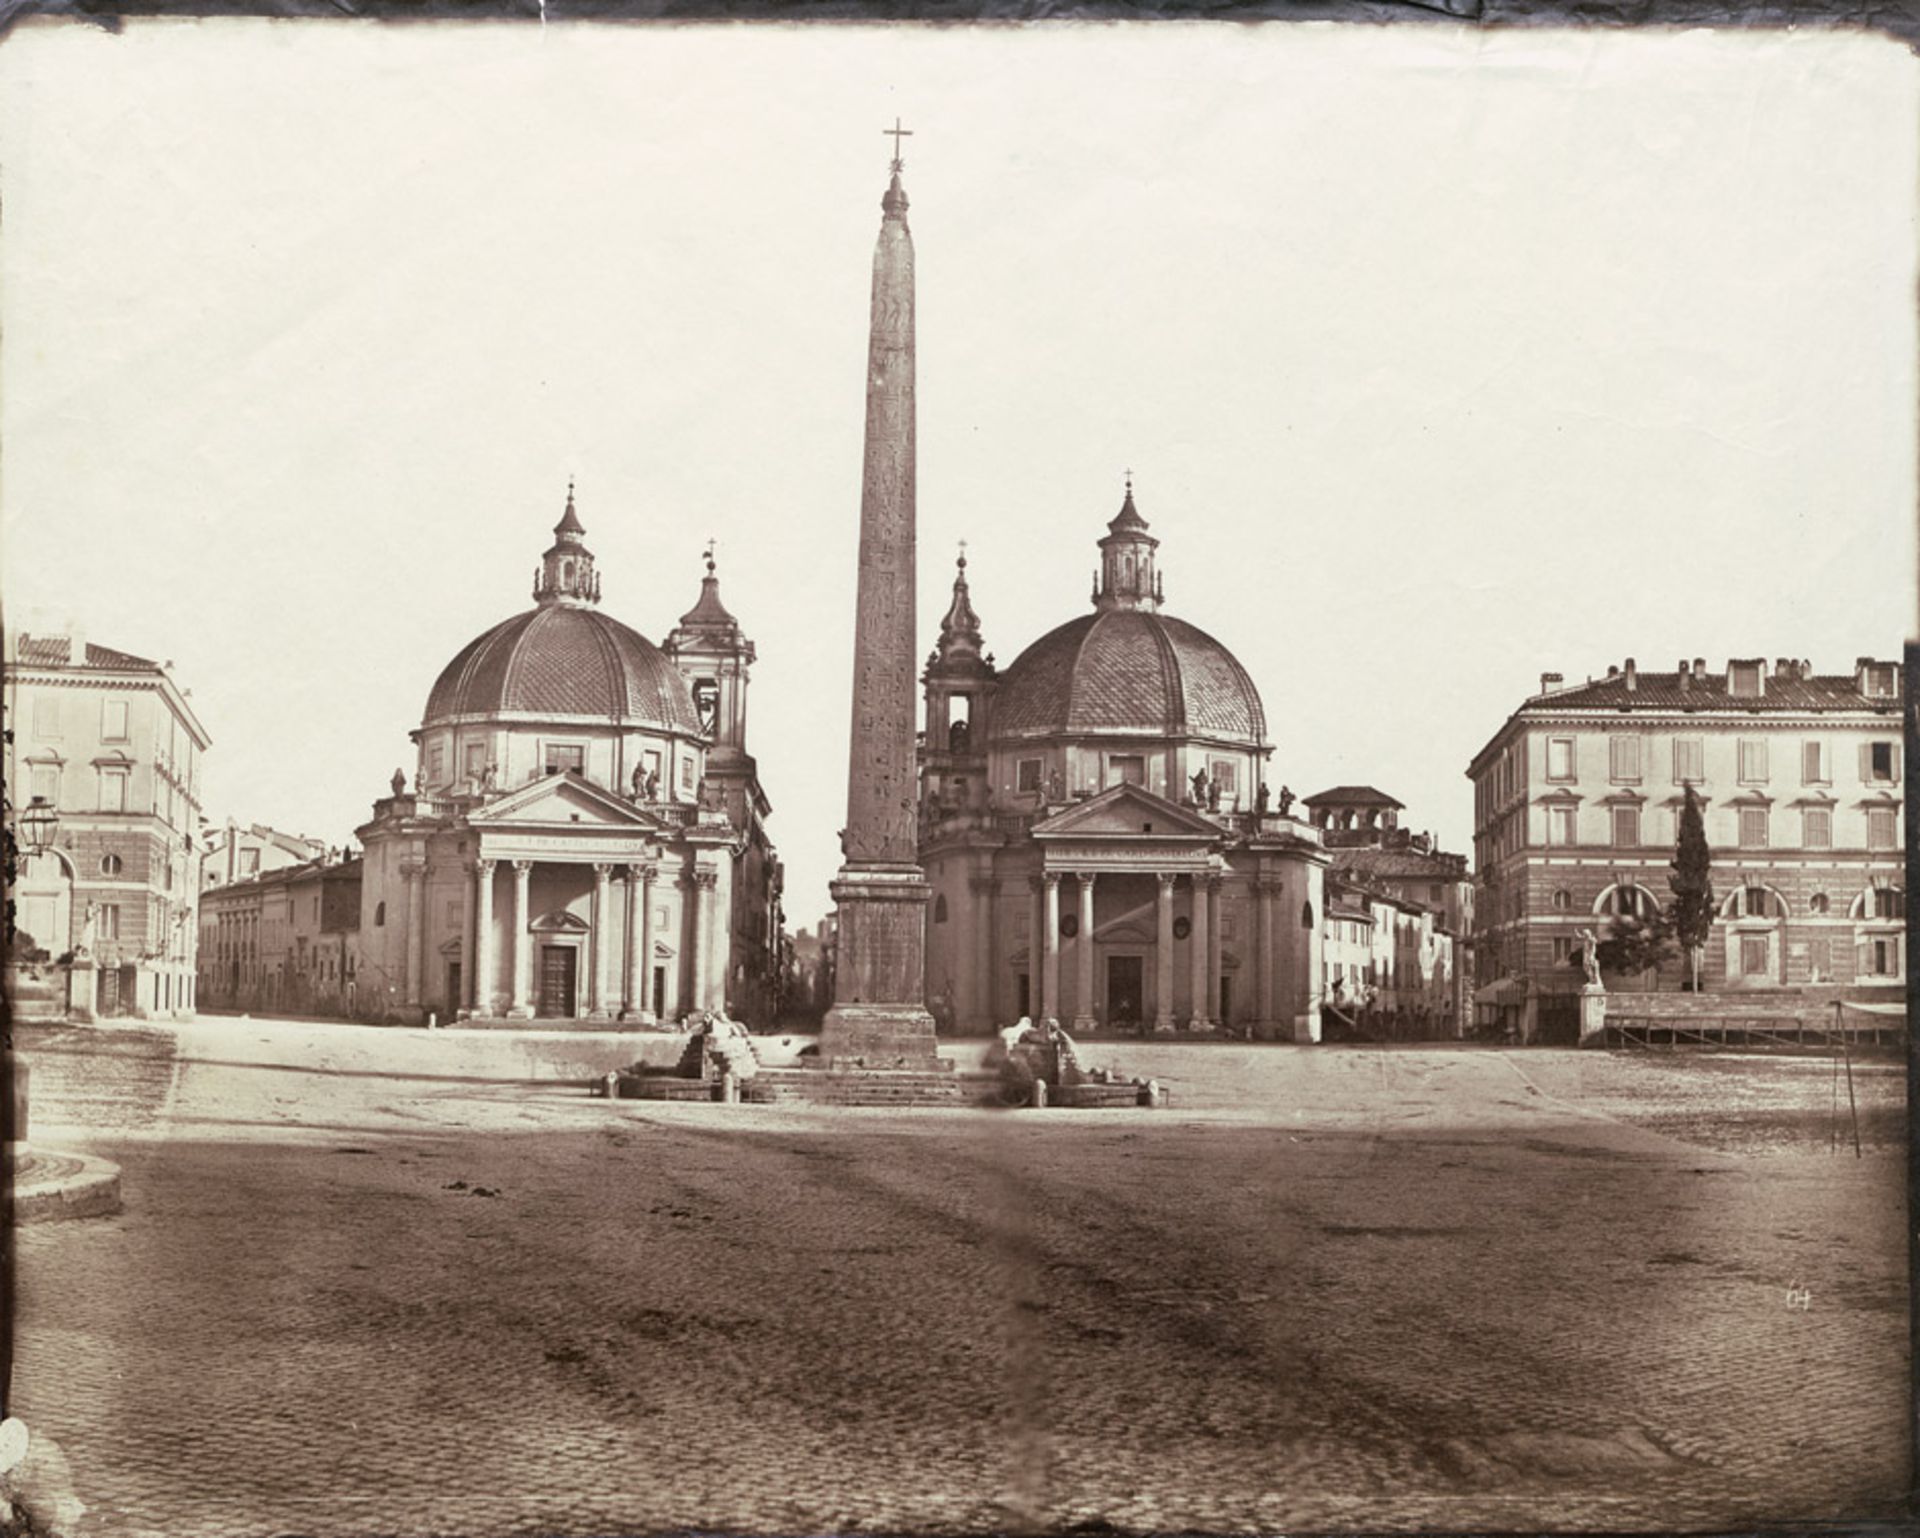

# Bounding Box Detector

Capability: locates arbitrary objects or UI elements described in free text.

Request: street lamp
[19,795,58,856]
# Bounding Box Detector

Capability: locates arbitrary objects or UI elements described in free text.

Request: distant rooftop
[13,634,159,671]
[1302,785,1405,810]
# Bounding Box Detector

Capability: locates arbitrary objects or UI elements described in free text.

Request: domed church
[918,481,1330,1040]
[355,486,784,1025]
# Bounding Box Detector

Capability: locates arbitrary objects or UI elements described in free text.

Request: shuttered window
[1803,807,1832,848]
[1738,740,1768,784]
[1611,806,1640,847]
[1864,741,1900,784]
[1673,738,1704,784]
[1802,741,1828,784]
[1738,807,1769,848]
[1609,736,1641,783]
[1867,808,1897,849]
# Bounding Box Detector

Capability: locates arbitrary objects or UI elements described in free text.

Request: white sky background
[3,20,1914,928]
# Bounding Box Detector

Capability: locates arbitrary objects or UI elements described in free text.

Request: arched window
[1598,884,1656,918]
[1722,886,1783,919]
[1853,885,1903,921]
[1809,892,1830,915]
[933,894,949,924]
[100,853,123,876]
[374,901,386,927]
[1301,901,1314,929]
[1551,889,1572,912]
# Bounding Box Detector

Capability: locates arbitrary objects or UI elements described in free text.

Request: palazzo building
[916,484,1329,1040]
[1468,655,1905,1022]
[354,488,784,1025]
[5,629,208,1018]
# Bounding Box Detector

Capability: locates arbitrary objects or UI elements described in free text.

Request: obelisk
[819,124,941,1069]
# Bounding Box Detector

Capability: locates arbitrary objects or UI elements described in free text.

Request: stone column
[1041,873,1062,1025]
[471,859,496,1016]
[634,862,657,1020]
[969,875,995,1029]
[1072,872,1097,1032]
[1257,877,1276,1037]
[589,863,614,1018]
[1154,874,1176,1032]
[508,860,533,1018]
[1206,876,1223,1022]
[1028,876,1044,1021]
[402,861,425,1010]
[1188,872,1211,1030]
[696,867,720,1015]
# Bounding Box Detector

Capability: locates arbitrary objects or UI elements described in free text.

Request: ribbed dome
[991,609,1267,745]
[424,606,703,733]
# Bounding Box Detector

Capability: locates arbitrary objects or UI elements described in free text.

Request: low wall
[1603,986,1903,1021]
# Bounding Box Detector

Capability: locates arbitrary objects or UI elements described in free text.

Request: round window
[100,853,123,876]
[1059,914,1079,939]
[1551,889,1572,911]
[1173,916,1192,941]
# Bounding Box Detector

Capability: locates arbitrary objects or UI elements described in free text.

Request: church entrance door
[538,945,577,1018]
[1106,955,1144,1029]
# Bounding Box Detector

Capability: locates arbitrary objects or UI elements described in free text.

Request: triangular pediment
[468,771,668,831]
[1032,782,1221,841]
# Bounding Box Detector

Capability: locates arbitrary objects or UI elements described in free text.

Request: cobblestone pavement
[12,1021,1909,1535]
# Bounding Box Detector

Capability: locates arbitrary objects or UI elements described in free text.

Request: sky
[3,19,1914,928]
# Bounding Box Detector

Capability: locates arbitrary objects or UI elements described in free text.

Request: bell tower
[921,545,995,819]
[664,542,759,827]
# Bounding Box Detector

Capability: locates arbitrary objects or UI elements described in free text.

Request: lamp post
[19,795,58,859]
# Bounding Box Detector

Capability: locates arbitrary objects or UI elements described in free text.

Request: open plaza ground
[9,1017,1910,1536]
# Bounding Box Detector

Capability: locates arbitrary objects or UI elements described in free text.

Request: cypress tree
[1669,782,1715,991]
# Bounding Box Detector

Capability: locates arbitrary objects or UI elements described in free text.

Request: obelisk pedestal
[818,139,942,1072]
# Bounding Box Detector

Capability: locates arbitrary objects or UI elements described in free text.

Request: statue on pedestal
[391,768,407,797]
[1190,767,1209,806]
[1278,785,1295,816]
[1575,927,1605,990]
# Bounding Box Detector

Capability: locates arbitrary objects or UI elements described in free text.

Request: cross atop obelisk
[819,136,940,1070]
[884,117,912,171]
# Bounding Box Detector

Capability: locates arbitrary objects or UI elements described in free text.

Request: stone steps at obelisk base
[741,1068,999,1108]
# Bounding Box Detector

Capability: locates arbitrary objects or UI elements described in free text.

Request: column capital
[592,862,615,878]
[475,857,498,876]
[1157,872,1177,892]
[693,867,720,890]
[1042,870,1062,890]
[628,862,660,884]
[511,859,535,875]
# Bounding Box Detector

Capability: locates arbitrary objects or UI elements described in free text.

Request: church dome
[423,605,703,732]
[421,485,703,735]
[991,609,1268,746]
[989,482,1268,748]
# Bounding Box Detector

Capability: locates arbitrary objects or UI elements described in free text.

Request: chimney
[1539,671,1563,695]
[1774,657,1791,679]
[1623,657,1637,690]
[1694,657,1706,675]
